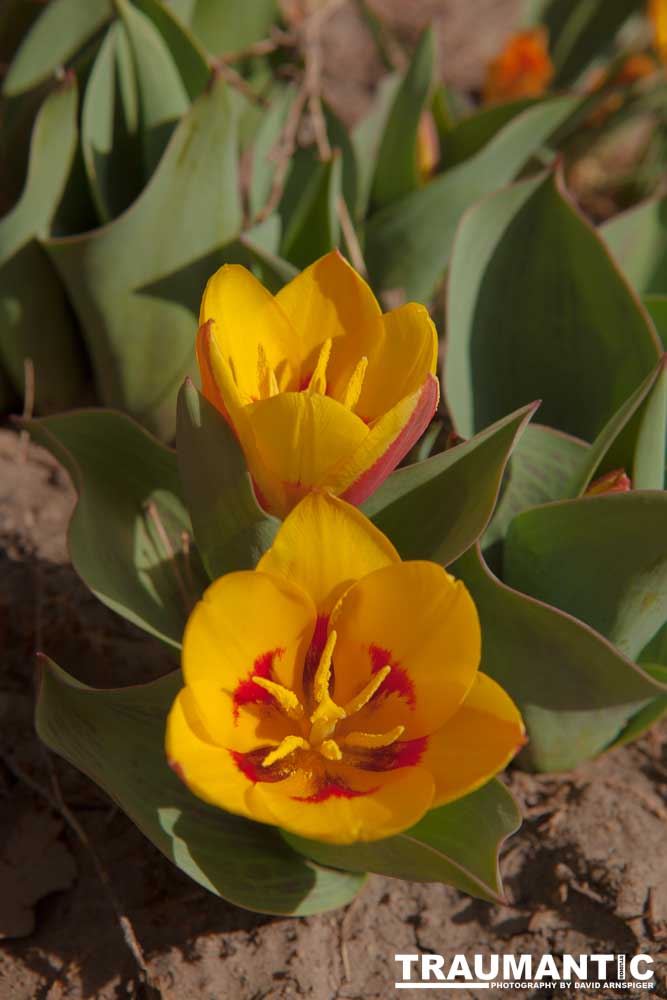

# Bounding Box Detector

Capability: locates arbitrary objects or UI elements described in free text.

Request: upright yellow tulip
[167,493,525,845]
[196,251,439,518]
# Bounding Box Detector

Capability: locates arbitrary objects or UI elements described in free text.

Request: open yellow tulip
[167,493,525,845]
[196,251,439,518]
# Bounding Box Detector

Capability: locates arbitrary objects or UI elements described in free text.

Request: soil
[3,1,667,998]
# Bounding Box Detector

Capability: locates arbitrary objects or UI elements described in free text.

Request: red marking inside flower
[369,644,415,707]
[233,648,284,719]
[341,374,439,506]
[302,614,330,705]
[298,372,315,391]
[346,736,428,772]
[293,777,377,803]
[230,747,296,783]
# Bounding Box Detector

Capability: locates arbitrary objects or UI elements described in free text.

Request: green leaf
[3,0,112,96]
[600,193,667,296]
[44,73,242,438]
[115,0,190,178]
[81,23,144,223]
[23,409,209,648]
[445,170,660,441]
[37,659,364,915]
[442,98,539,168]
[370,27,435,210]
[249,85,295,220]
[523,0,643,86]
[363,403,538,565]
[176,382,278,580]
[285,778,520,905]
[610,664,667,749]
[184,0,278,56]
[454,545,662,771]
[504,493,667,663]
[365,96,578,304]
[484,423,589,553]
[133,0,210,100]
[644,294,667,346]
[281,154,342,270]
[351,73,400,219]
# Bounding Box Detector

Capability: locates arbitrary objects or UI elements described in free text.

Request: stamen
[343,725,405,749]
[253,677,304,720]
[262,735,310,768]
[344,665,391,716]
[257,343,279,398]
[319,739,342,761]
[309,629,346,744]
[341,356,368,411]
[313,629,336,705]
[308,338,332,395]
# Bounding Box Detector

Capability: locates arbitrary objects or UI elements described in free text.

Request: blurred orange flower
[483,28,554,104]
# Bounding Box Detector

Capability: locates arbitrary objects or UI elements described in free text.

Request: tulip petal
[253,763,435,844]
[246,391,368,516]
[275,251,384,395]
[258,493,399,613]
[183,571,316,703]
[331,561,481,737]
[200,264,300,399]
[422,672,526,807]
[166,687,278,825]
[355,303,438,422]
[332,373,439,506]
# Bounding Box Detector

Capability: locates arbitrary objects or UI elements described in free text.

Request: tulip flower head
[167,493,525,844]
[196,251,439,518]
[483,28,554,104]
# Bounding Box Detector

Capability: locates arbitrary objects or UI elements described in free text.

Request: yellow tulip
[166,493,525,845]
[196,251,439,518]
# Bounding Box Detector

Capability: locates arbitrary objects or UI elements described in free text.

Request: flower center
[254,340,369,411]
[253,629,404,770]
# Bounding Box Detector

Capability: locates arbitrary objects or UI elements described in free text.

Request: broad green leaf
[176,382,279,579]
[370,27,435,210]
[610,664,667,749]
[644,295,667,346]
[37,659,364,915]
[0,79,86,412]
[484,424,589,553]
[45,74,242,438]
[3,0,112,96]
[363,403,538,565]
[365,96,578,304]
[445,170,660,441]
[116,0,190,178]
[0,79,78,266]
[185,0,278,56]
[351,73,400,219]
[505,493,667,662]
[601,193,667,295]
[442,98,538,168]
[133,0,210,100]
[23,410,208,648]
[249,85,295,219]
[564,358,667,497]
[453,545,662,771]
[285,778,521,905]
[281,154,342,270]
[82,24,144,223]
[523,0,643,86]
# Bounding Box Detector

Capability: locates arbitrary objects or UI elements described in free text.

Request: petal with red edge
[331,561,481,737]
[258,492,399,613]
[421,672,526,807]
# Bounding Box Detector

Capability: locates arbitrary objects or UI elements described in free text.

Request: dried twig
[221,27,295,63]
[144,500,192,614]
[212,59,270,106]
[337,193,367,275]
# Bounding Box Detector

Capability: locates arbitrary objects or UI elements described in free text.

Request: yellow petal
[275,251,383,396]
[421,672,526,807]
[245,391,368,516]
[330,373,439,506]
[182,570,316,709]
[258,492,399,612]
[185,682,295,752]
[200,264,300,399]
[331,561,481,738]
[354,303,438,422]
[253,763,435,844]
[166,687,277,824]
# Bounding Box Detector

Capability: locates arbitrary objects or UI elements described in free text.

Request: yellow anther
[313,629,336,705]
[343,665,391,717]
[319,739,343,761]
[343,725,405,749]
[253,677,304,720]
[341,356,368,411]
[257,343,280,398]
[309,629,346,743]
[262,735,310,768]
[308,338,333,395]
